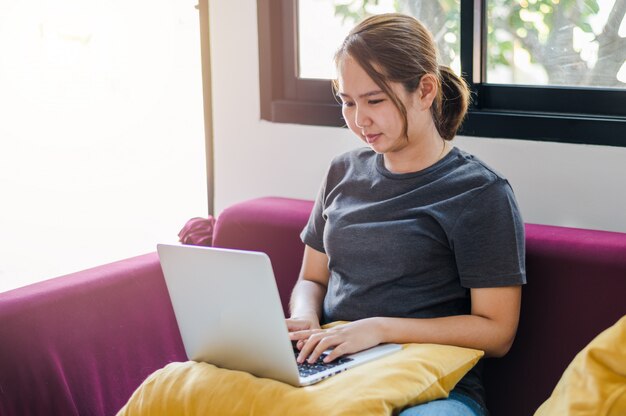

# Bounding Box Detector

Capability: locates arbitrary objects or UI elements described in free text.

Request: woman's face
[336,56,428,155]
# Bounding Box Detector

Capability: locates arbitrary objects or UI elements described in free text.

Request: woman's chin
[361,139,387,154]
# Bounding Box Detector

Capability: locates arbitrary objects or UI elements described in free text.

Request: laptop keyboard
[293,345,354,377]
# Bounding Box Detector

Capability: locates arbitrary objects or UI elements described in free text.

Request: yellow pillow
[117,343,483,415]
[534,315,626,416]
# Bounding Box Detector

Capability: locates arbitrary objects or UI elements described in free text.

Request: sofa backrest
[483,224,626,416]
[211,197,626,416]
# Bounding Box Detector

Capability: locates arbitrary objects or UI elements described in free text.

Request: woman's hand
[286,315,321,333]
[289,318,384,364]
[286,314,322,359]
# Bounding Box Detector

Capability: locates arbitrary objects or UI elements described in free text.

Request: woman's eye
[369,99,384,105]
[342,101,355,108]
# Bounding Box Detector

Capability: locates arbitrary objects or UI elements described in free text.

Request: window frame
[257,0,626,147]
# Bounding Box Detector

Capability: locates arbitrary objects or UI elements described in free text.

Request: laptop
[157,243,402,386]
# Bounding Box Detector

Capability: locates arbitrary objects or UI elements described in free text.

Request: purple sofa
[1,196,625,416]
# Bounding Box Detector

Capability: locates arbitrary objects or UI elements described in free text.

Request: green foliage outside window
[331,0,626,87]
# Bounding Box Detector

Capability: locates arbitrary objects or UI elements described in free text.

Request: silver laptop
[157,243,401,386]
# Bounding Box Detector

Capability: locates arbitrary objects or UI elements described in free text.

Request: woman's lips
[365,133,381,144]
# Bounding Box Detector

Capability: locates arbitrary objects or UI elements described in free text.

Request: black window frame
[257,0,626,147]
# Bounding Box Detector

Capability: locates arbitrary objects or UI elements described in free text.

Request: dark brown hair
[333,13,470,141]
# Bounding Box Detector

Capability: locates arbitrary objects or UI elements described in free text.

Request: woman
[287,13,526,416]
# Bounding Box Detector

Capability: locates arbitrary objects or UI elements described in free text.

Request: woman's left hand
[289,318,384,364]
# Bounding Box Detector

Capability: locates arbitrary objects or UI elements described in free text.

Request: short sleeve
[451,179,526,288]
[300,178,327,253]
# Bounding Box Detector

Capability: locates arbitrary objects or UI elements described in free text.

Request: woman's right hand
[286,315,321,333]
[286,315,321,351]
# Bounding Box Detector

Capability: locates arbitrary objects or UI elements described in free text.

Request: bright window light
[0,0,207,292]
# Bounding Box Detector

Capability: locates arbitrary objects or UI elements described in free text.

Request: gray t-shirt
[300,146,526,411]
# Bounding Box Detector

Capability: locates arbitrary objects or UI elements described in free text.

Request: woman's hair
[333,13,470,141]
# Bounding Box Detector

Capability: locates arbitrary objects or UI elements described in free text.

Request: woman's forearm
[289,279,327,321]
[374,286,521,357]
[373,314,517,358]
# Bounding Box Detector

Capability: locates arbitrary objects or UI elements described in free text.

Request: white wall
[208,0,626,234]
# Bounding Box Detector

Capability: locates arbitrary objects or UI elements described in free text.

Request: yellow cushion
[534,315,626,416]
[117,342,483,415]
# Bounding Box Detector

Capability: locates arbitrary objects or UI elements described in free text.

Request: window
[257,0,626,147]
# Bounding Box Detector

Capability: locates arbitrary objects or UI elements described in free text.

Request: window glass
[298,0,461,79]
[486,0,626,87]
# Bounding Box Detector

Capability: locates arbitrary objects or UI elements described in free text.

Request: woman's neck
[383,132,450,174]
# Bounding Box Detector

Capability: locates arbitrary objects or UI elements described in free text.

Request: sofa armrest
[0,253,186,416]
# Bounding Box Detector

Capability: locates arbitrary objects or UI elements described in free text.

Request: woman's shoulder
[332,146,375,163]
[328,146,376,172]
[449,148,509,187]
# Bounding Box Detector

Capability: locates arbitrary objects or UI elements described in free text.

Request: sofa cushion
[116,342,483,416]
[534,315,626,416]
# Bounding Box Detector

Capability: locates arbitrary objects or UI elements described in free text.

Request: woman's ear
[416,74,439,110]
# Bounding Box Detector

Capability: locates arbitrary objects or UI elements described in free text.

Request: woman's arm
[378,286,522,357]
[291,285,521,363]
[286,245,330,332]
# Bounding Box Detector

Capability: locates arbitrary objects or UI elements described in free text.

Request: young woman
[287,13,526,416]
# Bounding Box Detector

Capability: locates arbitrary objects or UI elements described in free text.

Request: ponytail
[433,65,471,141]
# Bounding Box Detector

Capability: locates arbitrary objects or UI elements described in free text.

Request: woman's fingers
[289,328,321,341]
[295,320,383,363]
[295,330,343,364]
[286,318,313,332]
[321,342,349,363]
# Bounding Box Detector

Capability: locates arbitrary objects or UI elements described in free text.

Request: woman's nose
[355,106,371,128]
